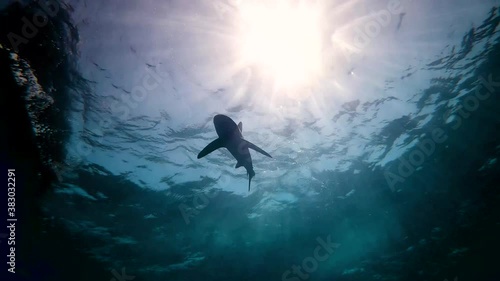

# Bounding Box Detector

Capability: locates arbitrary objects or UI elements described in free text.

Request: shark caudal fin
[248,170,255,191]
[197,138,223,159]
[244,140,272,158]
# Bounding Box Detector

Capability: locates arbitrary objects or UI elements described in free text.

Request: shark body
[197,114,272,191]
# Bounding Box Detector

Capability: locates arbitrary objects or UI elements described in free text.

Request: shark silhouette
[197,114,272,191]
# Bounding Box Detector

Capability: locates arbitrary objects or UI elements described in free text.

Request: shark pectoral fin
[235,161,243,168]
[197,138,224,159]
[238,122,243,132]
[245,140,272,158]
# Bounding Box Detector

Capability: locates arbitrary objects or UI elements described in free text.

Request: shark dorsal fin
[238,122,242,132]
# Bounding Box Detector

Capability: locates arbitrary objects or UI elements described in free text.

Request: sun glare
[238,2,323,88]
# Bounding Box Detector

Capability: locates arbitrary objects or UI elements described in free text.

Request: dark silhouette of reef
[0,1,106,280]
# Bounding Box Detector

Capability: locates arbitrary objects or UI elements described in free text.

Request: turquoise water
[1,0,499,280]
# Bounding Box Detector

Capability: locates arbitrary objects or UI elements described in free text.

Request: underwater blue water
[1,0,500,280]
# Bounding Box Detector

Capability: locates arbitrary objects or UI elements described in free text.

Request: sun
[237,2,323,89]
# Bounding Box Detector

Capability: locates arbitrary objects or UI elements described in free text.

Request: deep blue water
[1,1,500,281]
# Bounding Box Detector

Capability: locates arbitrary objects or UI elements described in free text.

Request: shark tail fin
[248,170,255,192]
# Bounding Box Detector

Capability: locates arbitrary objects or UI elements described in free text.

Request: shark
[197,114,272,191]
